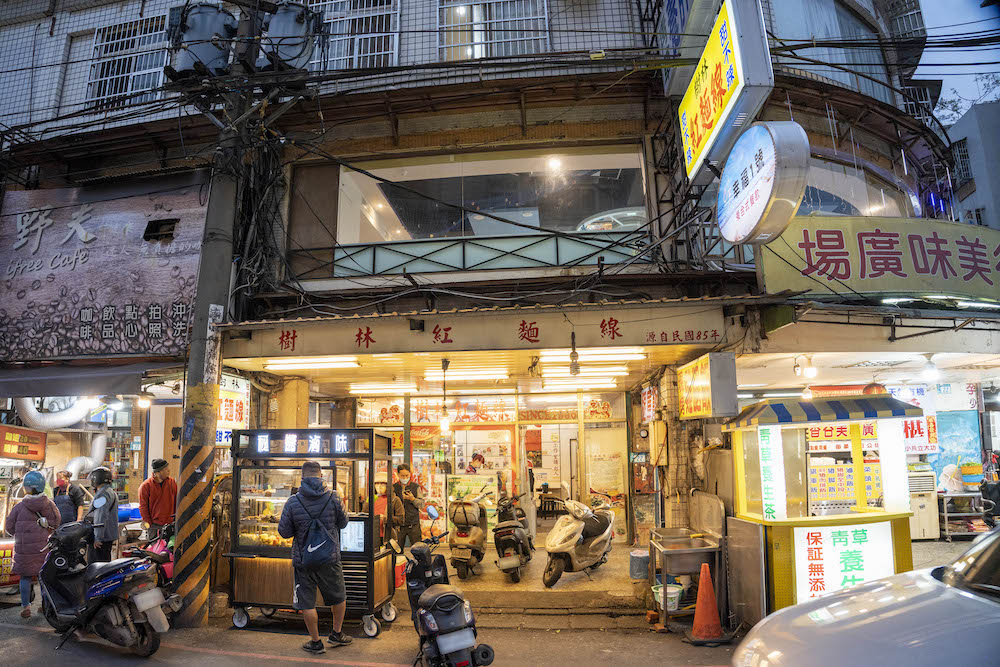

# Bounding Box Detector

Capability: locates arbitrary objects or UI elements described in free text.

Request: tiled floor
[911,537,976,569]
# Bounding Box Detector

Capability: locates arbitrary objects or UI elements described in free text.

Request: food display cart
[227,428,397,637]
[724,395,919,621]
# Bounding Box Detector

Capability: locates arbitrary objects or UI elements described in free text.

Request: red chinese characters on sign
[806,531,825,597]
[355,326,375,348]
[799,230,851,281]
[798,228,1000,287]
[278,329,297,351]
[518,320,539,343]
[600,317,622,340]
[432,325,454,344]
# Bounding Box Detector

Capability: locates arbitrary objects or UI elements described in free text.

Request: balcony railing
[289,230,651,280]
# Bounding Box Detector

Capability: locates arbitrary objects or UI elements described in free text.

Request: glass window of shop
[798,157,915,218]
[332,147,647,244]
[351,392,629,540]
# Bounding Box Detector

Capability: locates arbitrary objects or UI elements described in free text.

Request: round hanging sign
[716,121,810,245]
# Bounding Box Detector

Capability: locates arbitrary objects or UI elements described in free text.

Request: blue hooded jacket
[277,476,349,567]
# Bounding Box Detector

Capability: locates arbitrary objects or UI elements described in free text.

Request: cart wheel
[363,614,382,637]
[260,607,277,618]
[232,607,250,629]
[380,602,398,623]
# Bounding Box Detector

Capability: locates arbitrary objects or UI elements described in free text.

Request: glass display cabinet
[227,428,396,637]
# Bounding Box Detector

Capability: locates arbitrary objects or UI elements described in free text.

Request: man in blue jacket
[278,461,351,654]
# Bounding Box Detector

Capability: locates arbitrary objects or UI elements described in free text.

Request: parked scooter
[492,492,533,582]
[394,506,495,667]
[125,523,175,597]
[542,495,614,588]
[448,485,493,579]
[39,517,181,656]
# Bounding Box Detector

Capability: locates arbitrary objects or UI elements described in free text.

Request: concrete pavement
[0,608,734,667]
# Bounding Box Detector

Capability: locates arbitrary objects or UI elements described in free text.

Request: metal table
[938,491,987,541]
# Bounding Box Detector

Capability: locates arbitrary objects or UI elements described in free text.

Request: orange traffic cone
[684,562,733,645]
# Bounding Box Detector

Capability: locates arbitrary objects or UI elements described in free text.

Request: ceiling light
[349,384,417,395]
[737,384,767,389]
[540,353,646,363]
[136,391,154,409]
[79,396,100,408]
[440,413,451,433]
[542,368,629,377]
[761,392,806,398]
[801,387,814,400]
[449,388,517,395]
[425,372,509,381]
[547,157,562,170]
[737,393,755,399]
[542,381,617,390]
[542,347,645,356]
[921,354,940,381]
[803,356,818,379]
[265,361,360,370]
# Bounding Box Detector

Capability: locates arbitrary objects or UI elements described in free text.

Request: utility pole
[173,6,261,628]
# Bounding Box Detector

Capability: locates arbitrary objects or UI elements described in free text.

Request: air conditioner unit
[908,471,939,540]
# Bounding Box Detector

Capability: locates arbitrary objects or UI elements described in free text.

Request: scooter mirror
[388,539,403,554]
[427,505,440,520]
[560,481,571,495]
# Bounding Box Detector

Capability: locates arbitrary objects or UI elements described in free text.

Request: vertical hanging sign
[758,425,786,520]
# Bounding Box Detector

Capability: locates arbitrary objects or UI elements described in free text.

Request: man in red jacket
[139,459,177,537]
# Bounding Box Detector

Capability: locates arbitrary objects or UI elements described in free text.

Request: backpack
[297,492,336,569]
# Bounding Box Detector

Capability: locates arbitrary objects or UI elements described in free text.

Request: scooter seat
[84,558,138,582]
[417,583,464,610]
[493,520,524,532]
[581,512,611,539]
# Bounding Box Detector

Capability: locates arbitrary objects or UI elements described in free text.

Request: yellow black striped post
[173,382,219,627]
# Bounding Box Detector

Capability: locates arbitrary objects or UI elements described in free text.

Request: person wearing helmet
[4,470,59,618]
[88,466,118,563]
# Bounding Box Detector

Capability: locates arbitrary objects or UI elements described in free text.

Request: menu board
[0,425,46,462]
[340,519,366,553]
[808,463,882,502]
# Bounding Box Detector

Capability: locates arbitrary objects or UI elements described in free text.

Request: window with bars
[439,0,548,61]
[87,15,168,109]
[309,0,399,71]
[952,139,973,185]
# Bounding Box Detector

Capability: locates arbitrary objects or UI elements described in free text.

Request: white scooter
[542,494,614,588]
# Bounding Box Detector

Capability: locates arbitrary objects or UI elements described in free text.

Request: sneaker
[327,630,353,646]
[302,640,326,654]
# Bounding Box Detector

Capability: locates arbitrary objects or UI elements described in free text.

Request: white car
[733,530,1000,666]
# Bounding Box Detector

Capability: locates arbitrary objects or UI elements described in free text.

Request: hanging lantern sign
[716,121,810,245]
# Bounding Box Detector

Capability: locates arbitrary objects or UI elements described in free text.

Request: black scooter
[39,518,181,657]
[393,506,495,667]
[492,492,533,583]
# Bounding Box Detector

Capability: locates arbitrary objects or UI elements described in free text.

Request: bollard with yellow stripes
[173,381,219,627]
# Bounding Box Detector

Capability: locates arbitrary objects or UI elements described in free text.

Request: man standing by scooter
[393,464,424,547]
[88,467,118,563]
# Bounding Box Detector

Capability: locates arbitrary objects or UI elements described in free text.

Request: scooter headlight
[463,600,473,624]
[420,609,439,633]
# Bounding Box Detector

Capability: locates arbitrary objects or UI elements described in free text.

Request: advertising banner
[0,173,207,360]
[678,352,738,420]
[761,215,1000,303]
[793,522,894,602]
[0,425,46,462]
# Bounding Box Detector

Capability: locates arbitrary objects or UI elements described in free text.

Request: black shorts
[293,560,346,610]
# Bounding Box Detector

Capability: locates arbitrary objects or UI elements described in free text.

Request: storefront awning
[724,395,923,430]
[0,362,179,398]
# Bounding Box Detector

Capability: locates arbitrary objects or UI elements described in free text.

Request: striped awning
[724,394,923,431]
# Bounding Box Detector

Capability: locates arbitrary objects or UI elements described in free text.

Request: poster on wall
[928,410,983,481]
[588,452,627,541]
[0,172,207,360]
[457,427,511,474]
[632,493,657,547]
